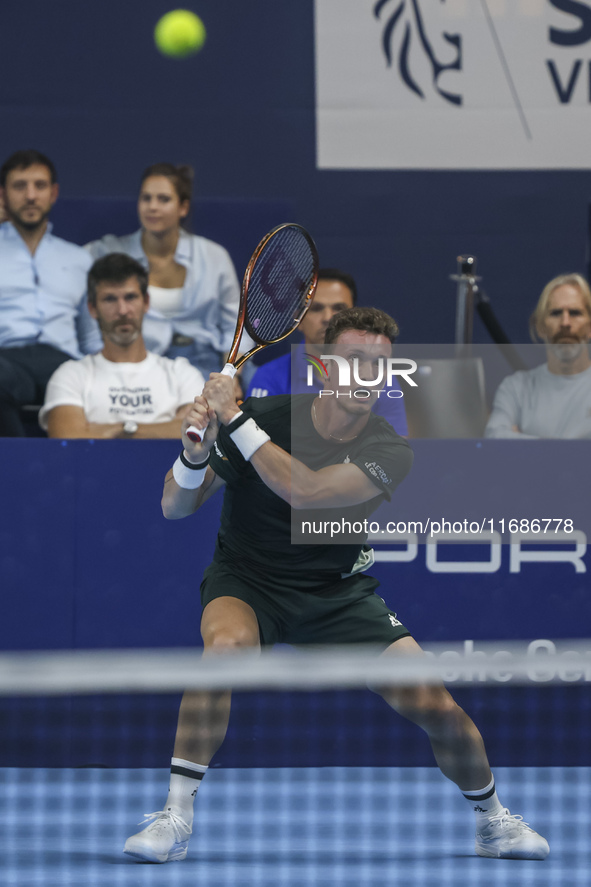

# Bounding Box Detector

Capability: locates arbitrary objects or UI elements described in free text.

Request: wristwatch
[123,420,138,436]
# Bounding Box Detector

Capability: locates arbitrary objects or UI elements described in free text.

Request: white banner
[315,0,591,168]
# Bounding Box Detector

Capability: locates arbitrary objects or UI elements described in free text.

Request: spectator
[85,163,248,379]
[40,254,204,439]
[485,273,591,438]
[246,269,408,434]
[0,149,101,436]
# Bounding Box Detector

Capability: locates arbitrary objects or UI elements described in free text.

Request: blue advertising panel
[0,439,588,768]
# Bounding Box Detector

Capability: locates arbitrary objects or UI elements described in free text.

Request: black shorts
[200,559,411,648]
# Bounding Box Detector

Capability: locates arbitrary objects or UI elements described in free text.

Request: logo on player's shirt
[343,455,350,464]
[365,461,392,485]
[214,441,228,461]
[389,613,402,628]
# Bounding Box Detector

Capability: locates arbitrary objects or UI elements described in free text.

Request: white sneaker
[124,807,192,863]
[475,808,549,860]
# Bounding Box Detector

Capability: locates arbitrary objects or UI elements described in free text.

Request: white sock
[462,775,504,825]
[166,758,208,821]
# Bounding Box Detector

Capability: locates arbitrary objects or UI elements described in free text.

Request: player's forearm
[484,384,535,439]
[133,419,184,439]
[249,442,303,506]
[48,420,124,439]
[161,470,202,518]
[485,425,539,439]
[161,465,219,518]
[250,444,369,509]
[484,411,538,439]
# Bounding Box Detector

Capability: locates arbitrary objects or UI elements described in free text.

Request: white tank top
[147,285,184,318]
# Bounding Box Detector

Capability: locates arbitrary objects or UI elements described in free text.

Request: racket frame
[185,222,318,442]
[227,222,319,371]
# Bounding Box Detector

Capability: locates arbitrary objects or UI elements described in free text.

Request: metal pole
[450,254,481,352]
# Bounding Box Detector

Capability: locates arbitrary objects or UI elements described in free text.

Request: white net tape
[0,639,589,694]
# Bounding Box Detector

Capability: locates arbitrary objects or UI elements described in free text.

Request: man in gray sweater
[485,273,591,439]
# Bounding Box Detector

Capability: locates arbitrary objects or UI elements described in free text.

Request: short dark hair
[140,162,193,204]
[87,254,149,306]
[139,162,194,232]
[318,268,358,305]
[324,307,399,344]
[0,150,58,187]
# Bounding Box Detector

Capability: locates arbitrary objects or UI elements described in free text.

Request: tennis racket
[186,222,319,442]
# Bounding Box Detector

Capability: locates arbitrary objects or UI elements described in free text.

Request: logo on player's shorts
[389,613,402,627]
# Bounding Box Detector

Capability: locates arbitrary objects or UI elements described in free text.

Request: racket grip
[186,363,238,443]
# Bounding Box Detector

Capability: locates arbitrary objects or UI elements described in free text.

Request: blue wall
[0,438,588,768]
[1,1,590,346]
[1,439,588,651]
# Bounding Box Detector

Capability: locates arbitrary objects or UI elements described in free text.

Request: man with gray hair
[485,273,591,439]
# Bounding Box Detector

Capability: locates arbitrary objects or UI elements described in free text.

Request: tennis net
[0,641,589,887]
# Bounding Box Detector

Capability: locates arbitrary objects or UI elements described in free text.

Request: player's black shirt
[209,394,413,583]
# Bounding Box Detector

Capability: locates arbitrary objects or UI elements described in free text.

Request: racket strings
[245,227,317,344]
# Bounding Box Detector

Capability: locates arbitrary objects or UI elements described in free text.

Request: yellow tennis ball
[154,10,206,59]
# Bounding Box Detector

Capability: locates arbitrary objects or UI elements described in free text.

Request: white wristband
[229,417,270,461]
[172,452,208,489]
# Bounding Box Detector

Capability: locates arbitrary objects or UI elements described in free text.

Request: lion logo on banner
[373,0,462,106]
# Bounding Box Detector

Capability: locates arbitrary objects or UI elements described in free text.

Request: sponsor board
[316,0,591,168]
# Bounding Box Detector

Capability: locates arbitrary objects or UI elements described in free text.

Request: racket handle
[186,363,238,443]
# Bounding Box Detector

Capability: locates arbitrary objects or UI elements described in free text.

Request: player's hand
[233,373,244,401]
[202,373,240,425]
[182,395,219,462]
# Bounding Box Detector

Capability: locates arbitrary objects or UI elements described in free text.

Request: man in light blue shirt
[0,150,101,436]
[246,269,408,434]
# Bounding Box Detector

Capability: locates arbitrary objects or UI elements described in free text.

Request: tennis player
[124,307,549,863]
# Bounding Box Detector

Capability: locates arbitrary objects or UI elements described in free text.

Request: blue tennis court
[1,766,588,887]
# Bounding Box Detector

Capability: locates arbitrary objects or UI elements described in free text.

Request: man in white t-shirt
[485,273,591,439]
[40,254,204,438]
